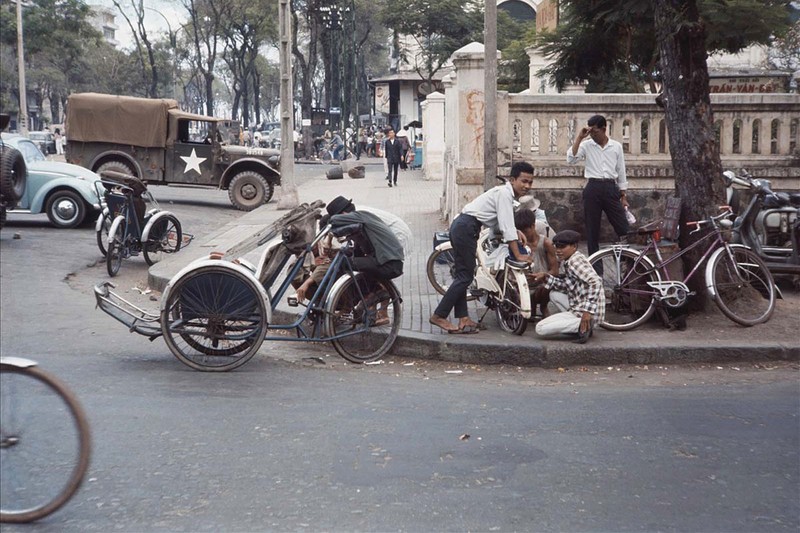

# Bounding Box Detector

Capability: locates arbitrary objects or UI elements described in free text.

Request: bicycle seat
[506,259,530,269]
[631,221,662,235]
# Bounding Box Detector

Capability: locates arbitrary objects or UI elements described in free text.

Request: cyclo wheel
[326,275,402,363]
[0,364,91,523]
[589,248,659,331]
[161,266,267,371]
[494,270,528,335]
[425,248,477,301]
[143,214,182,266]
[106,216,126,277]
[708,246,775,326]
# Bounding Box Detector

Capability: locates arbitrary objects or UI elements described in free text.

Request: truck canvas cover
[66,93,179,148]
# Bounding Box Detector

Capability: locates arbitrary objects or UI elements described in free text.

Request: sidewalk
[149,165,800,367]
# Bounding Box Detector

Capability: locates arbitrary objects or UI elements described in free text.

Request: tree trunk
[653,0,725,307]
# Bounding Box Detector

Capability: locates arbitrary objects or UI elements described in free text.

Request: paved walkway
[150,163,800,367]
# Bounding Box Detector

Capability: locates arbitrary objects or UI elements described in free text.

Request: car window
[15,139,46,163]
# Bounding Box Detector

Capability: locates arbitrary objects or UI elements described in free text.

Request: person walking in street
[396,126,410,170]
[567,114,629,260]
[384,128,403,187]
[531,229,604,344]
[429,161,534,334]
[54,128,64,155]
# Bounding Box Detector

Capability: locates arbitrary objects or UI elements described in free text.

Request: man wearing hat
[531,229,605,344]
[325,196,404,280]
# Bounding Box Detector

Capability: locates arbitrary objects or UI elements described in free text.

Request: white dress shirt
[567,138,628,191]
[461,182,518,242]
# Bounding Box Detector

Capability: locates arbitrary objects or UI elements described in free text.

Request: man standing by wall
[567,114,630,259]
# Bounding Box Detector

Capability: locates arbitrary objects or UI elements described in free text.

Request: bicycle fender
[510,268,532,319]
[107,215,126,248]
[160,259,272,323]
[0,356,38,368]
[95,207,109,233]
[141,210,177,244]
[434,241,452,252]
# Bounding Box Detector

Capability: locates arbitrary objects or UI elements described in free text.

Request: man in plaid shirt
[531,230,605,344]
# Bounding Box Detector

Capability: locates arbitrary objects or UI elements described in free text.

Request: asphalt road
[1,184,798,532]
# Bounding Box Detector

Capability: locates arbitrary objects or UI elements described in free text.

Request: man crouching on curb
[530,230,605,344]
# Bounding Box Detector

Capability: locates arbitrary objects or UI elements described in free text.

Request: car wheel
[45,190,86,228]
[0,145,27,202]
[96,160,135,181]
[227,171,273,211]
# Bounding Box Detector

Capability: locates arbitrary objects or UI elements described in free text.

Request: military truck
[65,93,281,211]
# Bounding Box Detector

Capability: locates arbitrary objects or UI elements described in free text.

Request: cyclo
[93,201,403,371]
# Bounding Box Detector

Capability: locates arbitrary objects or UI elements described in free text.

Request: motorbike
[723,169,800,279]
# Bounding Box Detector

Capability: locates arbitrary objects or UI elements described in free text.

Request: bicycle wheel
[319,149,332,163]
[494,270,528,335]
[0,364,91,523]
[326,276,402,363]
[106,216,126,277]
[143,214,182,266]
[425,248,477,301]
[95,209,111,256]
[161,266,267,371]
[708,246,775,326]
[589,248,659,331]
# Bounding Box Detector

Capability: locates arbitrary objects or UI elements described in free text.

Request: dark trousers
[434,214,482,320]
[583,179,630,257]
[387,162,399,184]
[352,257,403,280]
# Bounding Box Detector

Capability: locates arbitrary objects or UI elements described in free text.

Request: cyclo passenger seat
[104,175,148,225]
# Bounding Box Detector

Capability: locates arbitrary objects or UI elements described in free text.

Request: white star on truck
[180,149,207,175]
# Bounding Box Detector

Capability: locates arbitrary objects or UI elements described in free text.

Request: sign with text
[709,76,788,94]
[537,0,559,31]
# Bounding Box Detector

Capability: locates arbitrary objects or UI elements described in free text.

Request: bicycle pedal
[469,288,488,298]
[287,296,299,307]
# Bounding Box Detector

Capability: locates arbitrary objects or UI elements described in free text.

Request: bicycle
[0,357,91,523]
[317,142,350,162]
[588,206,776,330]
[99,172,184,277]
[93,201,403,371]
[426,228,532,334]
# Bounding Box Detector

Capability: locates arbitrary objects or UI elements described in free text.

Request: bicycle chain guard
[647,280,695,308]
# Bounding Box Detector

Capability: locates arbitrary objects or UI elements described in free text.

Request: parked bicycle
[588,206,776,330]
[98,172,184,277]
[317,141,351,162]
[1,357,91,523]
[427,228,532,334]
[94,201,403,371]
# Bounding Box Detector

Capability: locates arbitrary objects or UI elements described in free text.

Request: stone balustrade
[429,43,800,236]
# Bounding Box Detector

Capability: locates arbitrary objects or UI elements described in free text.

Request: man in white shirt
[567,114,630,259]
[429,162,534,334]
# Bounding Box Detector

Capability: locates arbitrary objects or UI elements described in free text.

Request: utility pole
[276,0,298,209]
[16,0,28,135]
[483,0,497,190]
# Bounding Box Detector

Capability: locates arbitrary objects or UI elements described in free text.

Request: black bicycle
[99,174,183,277]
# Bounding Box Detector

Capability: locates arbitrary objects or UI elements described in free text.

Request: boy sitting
[513,209,559,318]
[530,230,604,344]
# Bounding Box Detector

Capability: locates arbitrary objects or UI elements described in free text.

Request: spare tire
[348,165,366,179]
[0,145,27,202]
[326,166,344,180]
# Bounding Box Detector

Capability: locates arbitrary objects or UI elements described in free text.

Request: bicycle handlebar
[685,206,734,234]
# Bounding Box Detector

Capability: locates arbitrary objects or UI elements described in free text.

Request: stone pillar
[421,91,445,181]
[442,42,489,219]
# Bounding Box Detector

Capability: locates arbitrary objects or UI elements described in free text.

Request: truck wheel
[0,145,27,202]
[228,171,273,211]
[97,160,135,181]
[45,190,86,229]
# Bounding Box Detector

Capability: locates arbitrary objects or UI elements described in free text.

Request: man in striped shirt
[531,230,605,344]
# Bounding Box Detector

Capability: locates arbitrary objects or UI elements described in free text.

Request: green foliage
[536,0,793,93]
[381,0,483,79]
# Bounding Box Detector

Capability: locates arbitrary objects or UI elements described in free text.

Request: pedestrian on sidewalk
[567,114,629,260]
[513,208,559,318]
[530,230,604,344]
[384,128,403,187]
[429,161,534,334]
